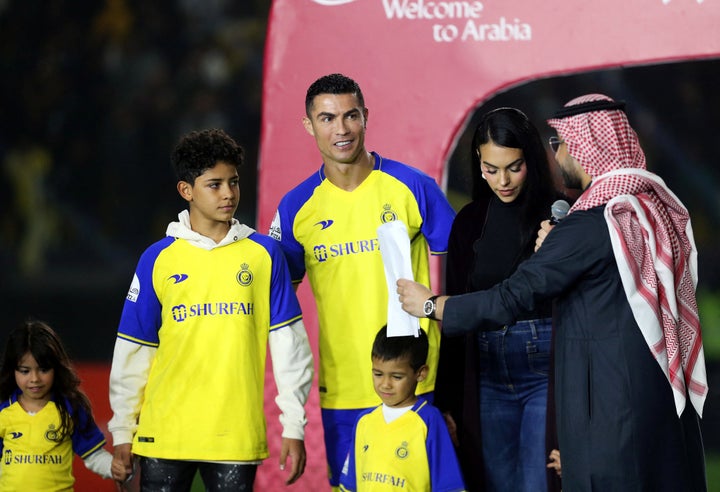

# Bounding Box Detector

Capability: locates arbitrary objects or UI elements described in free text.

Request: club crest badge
[236,263,253,286]
[381,203,397,223]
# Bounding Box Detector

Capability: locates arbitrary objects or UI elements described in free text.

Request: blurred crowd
[0,0,269,280]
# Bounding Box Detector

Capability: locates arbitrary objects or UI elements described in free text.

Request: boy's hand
[112,443,133,483]
[280,437,306,485]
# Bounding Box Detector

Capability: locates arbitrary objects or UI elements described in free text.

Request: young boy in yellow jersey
[108,129,313,490]
[339,326,466,491]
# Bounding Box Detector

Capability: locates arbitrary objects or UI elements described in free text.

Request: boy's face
[178,161,240,228]
[372,356,427,408]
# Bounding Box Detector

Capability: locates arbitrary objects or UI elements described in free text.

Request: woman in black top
[435,107,562,492]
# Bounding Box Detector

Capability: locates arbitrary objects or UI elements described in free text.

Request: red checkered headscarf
[548,94,707,417]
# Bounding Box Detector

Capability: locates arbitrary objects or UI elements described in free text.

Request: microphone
[550,200,570,225]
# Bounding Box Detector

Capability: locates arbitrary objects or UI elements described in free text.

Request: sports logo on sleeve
[269,211,282,240]
[126,274,140,302]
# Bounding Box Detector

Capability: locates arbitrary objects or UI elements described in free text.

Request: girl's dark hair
[371,325,429,372]
[0,320,96,441]
[470,107,556,242]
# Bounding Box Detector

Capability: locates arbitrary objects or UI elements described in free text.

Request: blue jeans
[476,318,551,492]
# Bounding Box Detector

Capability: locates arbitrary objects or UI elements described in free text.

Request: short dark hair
[170,128,245,185]
[305,73,365,116]
[371,326,428,372]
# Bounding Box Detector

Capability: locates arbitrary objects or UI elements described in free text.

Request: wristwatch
[423,295,439,320]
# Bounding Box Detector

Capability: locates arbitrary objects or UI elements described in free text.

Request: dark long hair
[0,320,96,441]
[470,107,556,242]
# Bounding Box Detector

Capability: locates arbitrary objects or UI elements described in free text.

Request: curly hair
[305,73,365,116]
[0,320,97,441]
[170,128,245,184]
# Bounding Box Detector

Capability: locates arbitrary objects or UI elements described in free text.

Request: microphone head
[550,199,570,224]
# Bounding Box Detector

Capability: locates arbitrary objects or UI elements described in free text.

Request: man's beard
[560,166,583,190]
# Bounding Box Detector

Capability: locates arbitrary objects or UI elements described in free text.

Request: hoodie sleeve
[268,319,314,440]
[107,338,157,445]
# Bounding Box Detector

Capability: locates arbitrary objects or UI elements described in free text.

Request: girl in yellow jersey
[0,320,119,491]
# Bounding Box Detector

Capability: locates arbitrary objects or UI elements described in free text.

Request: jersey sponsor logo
[138,436,155,442]
[380,203,398,223]
[171,302,255,322]
[314,219,334,230]
[9,432,22,439]
[127,274,140,302]
[312,238,380,263]
[395,441,409,459]
[5,451,64,465]
[360,471,406,488]
[269,211,282,240]
[168,273,189,284]
[236,263,254,286]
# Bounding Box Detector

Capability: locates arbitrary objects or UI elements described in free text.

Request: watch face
[423,299,434,316]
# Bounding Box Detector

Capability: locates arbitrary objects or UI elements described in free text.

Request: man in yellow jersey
[270,73,455,489]
[109,129,314,490]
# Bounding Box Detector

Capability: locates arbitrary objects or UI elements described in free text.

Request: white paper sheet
[377,220,420,337]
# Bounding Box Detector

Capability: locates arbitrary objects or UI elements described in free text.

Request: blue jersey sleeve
[379,157,455,255]
[338,411,366,492]
[68,402,107,459]
[248,232,303,331]
[117,237,174,346]
[421,402,467,491]
[270,171,324,282]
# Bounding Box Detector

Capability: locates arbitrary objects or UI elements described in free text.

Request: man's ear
[302,117,314,137]
[177,180,193,202]
[416,364,429,383]
[363,107,369,128]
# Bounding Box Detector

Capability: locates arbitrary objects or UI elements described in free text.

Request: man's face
[303,93,368,168]
[553,138,585,190]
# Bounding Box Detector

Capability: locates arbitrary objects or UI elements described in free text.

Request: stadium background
[1,1,719,489]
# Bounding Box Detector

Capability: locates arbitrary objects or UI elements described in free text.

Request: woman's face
[477,141,527,203]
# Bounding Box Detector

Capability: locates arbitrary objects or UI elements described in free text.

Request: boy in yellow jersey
[270,73,456,489]
[108,129,313,490]
[339,326,466,491]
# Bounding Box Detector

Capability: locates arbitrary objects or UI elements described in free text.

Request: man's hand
[443,412,459,447]
[397,279,434,318]
[280,437,306,485]
[547,448,562,477]
[534,219,554,252]
[112,443,133,484]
